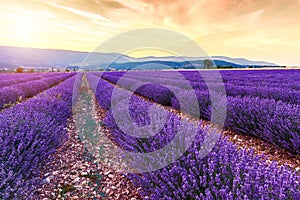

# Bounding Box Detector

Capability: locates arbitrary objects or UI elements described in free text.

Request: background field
[0,69,299,199]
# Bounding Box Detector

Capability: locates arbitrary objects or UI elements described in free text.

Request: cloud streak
[45,2,112,22]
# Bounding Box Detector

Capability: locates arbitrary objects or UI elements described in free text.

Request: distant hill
[108,60,246,70]
[0,45,278,70]
[0,45,132,69]
[132,56,276,66]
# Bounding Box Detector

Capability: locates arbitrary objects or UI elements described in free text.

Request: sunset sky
[0,0,300,65]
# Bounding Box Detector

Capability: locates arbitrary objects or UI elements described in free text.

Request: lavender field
[0,70,300,199]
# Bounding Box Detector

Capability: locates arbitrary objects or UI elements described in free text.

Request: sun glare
[15,17,33,39]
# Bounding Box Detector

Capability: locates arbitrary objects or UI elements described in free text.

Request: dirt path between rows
[34,74,141,200]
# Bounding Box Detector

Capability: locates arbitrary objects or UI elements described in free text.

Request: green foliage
[217,65,233,69]
[16,67,23,73]
[203,59,214,69]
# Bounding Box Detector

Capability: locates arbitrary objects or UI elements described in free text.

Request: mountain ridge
[0,45,278,70]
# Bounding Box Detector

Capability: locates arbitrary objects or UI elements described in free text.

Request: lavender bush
[87,72,300,199]
[0,73,74,110]
[0,73,81,200]
[97,71,300,154]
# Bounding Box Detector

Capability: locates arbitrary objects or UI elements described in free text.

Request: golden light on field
[0,0,300,66]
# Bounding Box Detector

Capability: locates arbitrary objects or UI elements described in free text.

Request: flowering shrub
[97,71,300,155]
[0,73,81,199]
[88,72,300,199]
[129,140,300,199]
[0,73,74,110]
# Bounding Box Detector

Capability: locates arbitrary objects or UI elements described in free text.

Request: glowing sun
[15,17,34,39]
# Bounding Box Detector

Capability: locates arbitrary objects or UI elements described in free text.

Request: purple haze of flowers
[101,70,300,105]
[87,73,114,110]
[0,72,67,88]
[0,73,81,200]
[0,73,74,110]
[97,70,300,155]
[87,72,300,199]
[129,140,300,199]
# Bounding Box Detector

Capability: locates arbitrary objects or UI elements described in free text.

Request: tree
[203,59,214,69]
[16,67,23,73]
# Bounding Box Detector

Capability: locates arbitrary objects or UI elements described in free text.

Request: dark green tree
[203,59,214,69]
[16,67,23,73]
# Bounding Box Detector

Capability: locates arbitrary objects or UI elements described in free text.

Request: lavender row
[181,70,300,103]
[224,84,299,104]
[0,76,41,88]
[100,70,300,90]
[129,141,300,200]
[87,73,300,199]
[173,90,300,155]
[0,72,68,88]
[100,71,300,105]
[0,73,45,81]
[99,71,300,154]
[181,70,300,88]
[97,71,300,105]
[163,77,300,104]
[0,73,82,200]
[0,73,75,110]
